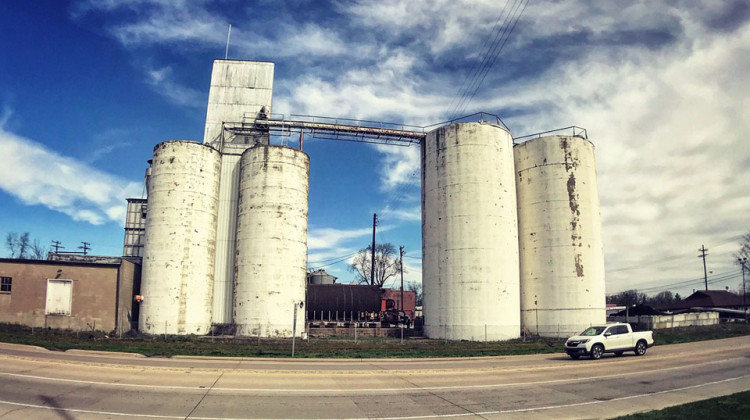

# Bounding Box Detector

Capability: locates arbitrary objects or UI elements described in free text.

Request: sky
[1,0,749,298]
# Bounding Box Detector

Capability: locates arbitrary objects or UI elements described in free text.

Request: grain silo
[233,145,309,337]
[139,140,221,335]
[421,122,520,341]
[515,135,606,337]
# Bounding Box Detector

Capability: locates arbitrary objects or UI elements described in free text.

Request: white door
[46,279,73,315]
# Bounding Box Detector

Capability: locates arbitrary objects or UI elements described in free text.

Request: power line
[307,250,359,265]
[607,233,746,273]
[447,0,524,119]
[444,0,514,118]
[448,0,530,119]
[636,269,741,294]
[308,253,355,270]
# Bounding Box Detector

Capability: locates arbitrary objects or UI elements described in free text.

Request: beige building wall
[0,258,139,332]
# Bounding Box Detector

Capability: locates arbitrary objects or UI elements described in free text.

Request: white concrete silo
[421,122,520,341]
[515,135,606,337]
[139,141,221,335]
[233,145,309,337]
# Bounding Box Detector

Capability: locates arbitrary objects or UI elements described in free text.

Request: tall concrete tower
[203,60,275,325]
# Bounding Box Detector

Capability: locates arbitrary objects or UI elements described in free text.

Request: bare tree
[646,290,676,308]
[407,281,423,306]
[5,233,19,258]
[348,243,401,287]
[30,239,48,260]
[17,232,30,259]
[736,230,750,263]
[5,232,39,259]
[606,289,647,307]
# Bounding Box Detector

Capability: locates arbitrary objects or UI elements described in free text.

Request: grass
[0,323,748,358]
[609,390,750,419]
[0,323,566,358]
[650,323,750,345]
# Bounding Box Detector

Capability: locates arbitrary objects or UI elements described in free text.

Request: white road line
[0,356,744,393]
[0,375,746,420]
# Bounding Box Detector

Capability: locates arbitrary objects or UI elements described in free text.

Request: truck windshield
[580,326,607,336]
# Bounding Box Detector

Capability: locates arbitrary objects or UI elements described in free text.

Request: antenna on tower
[224,23,232,59]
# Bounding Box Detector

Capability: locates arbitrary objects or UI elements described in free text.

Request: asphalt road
[0,336,748,419]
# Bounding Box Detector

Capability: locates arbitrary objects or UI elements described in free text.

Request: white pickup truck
[564,323,654,360]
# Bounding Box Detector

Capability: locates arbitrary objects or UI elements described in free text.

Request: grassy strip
[649,323,750,345]
[609,390,750,419]
[0,323,748,358]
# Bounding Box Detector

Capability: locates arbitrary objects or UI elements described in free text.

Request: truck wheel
[590,344,604,360]
[635,340,647,356]
[614,351,623,357]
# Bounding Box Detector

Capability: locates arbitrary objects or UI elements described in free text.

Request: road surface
[0,336,748,419]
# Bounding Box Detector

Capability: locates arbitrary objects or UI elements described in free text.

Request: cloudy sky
[1,0,748,297]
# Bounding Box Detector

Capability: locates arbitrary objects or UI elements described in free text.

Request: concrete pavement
[0,336,748,419]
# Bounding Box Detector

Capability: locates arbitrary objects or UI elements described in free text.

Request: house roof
[666,290,745,310]
[610,304,667,316]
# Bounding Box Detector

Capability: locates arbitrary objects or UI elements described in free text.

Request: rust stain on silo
[575,254,584,277]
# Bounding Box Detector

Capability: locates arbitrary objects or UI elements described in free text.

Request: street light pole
[292,301,304,357]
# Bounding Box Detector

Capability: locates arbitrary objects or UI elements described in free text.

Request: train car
[306,283,412,326]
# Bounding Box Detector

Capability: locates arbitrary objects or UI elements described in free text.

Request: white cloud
[490,5,750,295]
[144,66,204,108]
[307,226,372,251]
[274,52,446,122]
[70,0,750,296]
[344,0,510,55]
[0,125,142,225]
[74,0,225,46]
[374,145,420,191]
[380,205,421,223]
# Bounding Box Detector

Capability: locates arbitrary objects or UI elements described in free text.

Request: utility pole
[370,213,377,285]
[51,240,63,253]
[698,245,709,291]
[740,257,748,323]
[79,241,91,256]
[399,246,405,311]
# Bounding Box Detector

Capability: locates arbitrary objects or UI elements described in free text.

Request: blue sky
[1,0,749,298]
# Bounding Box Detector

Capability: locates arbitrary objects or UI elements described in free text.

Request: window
[45,279,73,316]
[0,276,10,293]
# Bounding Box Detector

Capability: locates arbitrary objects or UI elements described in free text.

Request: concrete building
[0,256,140,333]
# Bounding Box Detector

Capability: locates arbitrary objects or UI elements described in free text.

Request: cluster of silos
[421,123,605,340]
[139,60,310,337]
[139,142,309,337]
